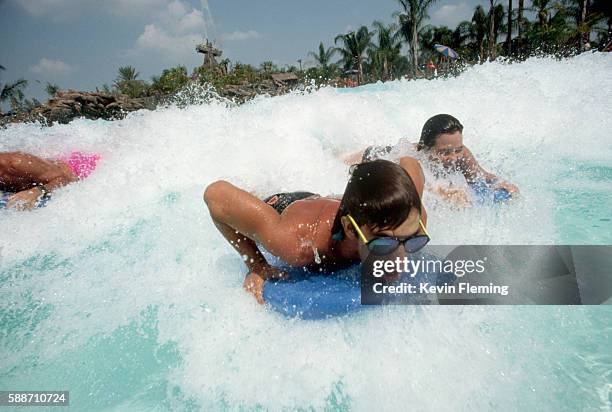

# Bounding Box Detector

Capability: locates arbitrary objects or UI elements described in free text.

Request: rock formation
[1,90,156,126]
[1,79,301,126]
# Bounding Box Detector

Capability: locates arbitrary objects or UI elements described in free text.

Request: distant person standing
[426,60,437,77]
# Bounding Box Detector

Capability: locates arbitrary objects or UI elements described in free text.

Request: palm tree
[491,3,507,50]
[395,0,438,74]
[533,0,551,28]
[526,0,573,52]
[488,0,498,60]
[518,0,525,51]
[45,82,60,97]
[369,21,402,81]
[308,42,337,79]
[591,0,612,45]
[578,0,589,51]
[1,78,28,112]
[219,58,231,74]
[115,66,139,85]
[420,25,456,69]
[309,42,337,70]
[563,0,607,52]
[483,2,507,60]
[260,61,278,73]
[334,26,373,84]
[114,66,147,98]
[453,20,473,49]
[472,6,489,60]
[564,0,612,51]
[421,25,454,57]
[150,66,189,95]
[507,0,513,54]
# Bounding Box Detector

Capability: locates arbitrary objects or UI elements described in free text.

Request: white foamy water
[1,53,611,411]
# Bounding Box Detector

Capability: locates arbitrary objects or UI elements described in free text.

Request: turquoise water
[554,163,612,244]
[1,53,611,410]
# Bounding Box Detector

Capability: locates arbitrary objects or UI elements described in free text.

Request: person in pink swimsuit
[0,151,100,210]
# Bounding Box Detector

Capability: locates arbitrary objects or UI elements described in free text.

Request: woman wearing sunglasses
[203,157,429,304]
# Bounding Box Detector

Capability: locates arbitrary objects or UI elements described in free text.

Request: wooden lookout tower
[196,39,222,70]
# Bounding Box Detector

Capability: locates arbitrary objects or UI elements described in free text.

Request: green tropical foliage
[45,82,60,97]
[334,26,374,83]
[395,0,438,74]
[260,61,279,74]
[308,42,337,76]
[150,66,189,95]
[368,21,403,81]
[488,2,507,59]
[115,66,139,82]
[1,78,28,112]
[3,0,610,114]
[304,42,339,84]
[114,66,148,98]
[471,5,489,60]
[192,61,261,89]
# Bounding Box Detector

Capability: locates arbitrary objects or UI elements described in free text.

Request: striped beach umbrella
[434,44,460,60]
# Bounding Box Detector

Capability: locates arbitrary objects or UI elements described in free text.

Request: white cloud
[159,1,207,35]
[129,0,212,62]
[431,2,472,27]
[14,0,213,61]
[220,30,261,42]
[15,0,219,65]
[175,9,207,33]
[134,24,201,58]
[29,58,75,76]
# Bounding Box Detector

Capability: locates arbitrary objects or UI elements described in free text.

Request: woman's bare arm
[343,150,365,165]
[460,147,497,183]
[203,180,311,270]
[461,147,519,194]
[204,180,318,304]
[398,156,428,225]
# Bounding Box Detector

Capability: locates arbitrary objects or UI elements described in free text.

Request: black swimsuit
[361,145,394,162]
[263,192,318,214]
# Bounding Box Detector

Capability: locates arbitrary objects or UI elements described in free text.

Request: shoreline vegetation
[1,0,610,126]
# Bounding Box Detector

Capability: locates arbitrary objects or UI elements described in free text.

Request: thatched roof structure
[271,72,298,86]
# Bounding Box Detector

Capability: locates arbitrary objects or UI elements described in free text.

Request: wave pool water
[1,53,611,411]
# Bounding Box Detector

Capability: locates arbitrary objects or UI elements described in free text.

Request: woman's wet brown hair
[331,159,422,238]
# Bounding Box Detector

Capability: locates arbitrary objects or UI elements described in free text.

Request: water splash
[0,53,611,411]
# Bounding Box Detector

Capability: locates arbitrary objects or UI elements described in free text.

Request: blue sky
[1,0,506,103]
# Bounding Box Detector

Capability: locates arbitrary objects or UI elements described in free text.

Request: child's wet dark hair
[331,159,421,238]
[417,114,463,151]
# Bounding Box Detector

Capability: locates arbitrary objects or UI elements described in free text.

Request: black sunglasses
[347,214,430,255]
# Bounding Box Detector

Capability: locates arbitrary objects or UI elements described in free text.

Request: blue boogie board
[263,264,363,320]
[469,180,512,204]
[262,253,456,320]
[0,191,50,209]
